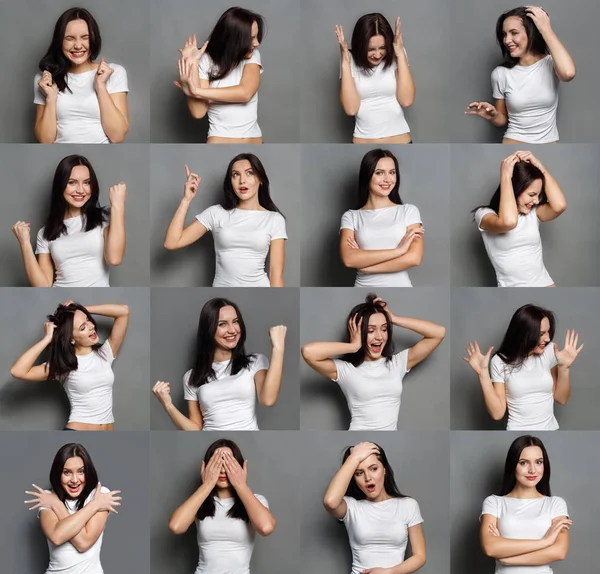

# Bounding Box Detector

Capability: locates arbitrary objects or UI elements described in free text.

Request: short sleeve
[101,214,111,230]
[254,493,269,509]
[33,73,45,105]
[35,228,49,255]
[403,204,422,227]
[250,354,269,375]
[107,64,129,94]
[480,495,499,520]
[475,207,495,232]
[199,53,212,81]
[340,210,355,231]
[183,369,198,401]
[392,349,410,375]
[195,205,223,232]
[340,495,356,522]
[269,213,287,240]
[489,355,506,384]
[543,341,558,370]
[491,67,505,100]
[332,359,351,383]
[97,339,115,364]
[405,498,424,527]
[243,48,263,74]
[550,496,568,518]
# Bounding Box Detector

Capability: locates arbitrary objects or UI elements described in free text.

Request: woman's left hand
[393,17,404,57]
[24,484,60,511]
[269,325,287,351]
[554,330,584,368]
[174,57,201,97]
[514,150,545,172]
[94,58,114,90]
[222,451,247,490]
[526,6,552,34]
[372,297,395,320]
[109,182,127,207]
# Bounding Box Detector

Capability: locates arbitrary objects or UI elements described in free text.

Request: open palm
[555,330,584,368]
[463,341,493,376]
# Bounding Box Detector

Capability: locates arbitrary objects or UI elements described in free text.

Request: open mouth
[223,335,238,344]
[90,331,97,340]
[67,484,82,493]
[369,343,383,354]
[366,484,376,492]
[70,50,87,59]
[238,187,249,194]
[379,184,391,191]
[71,194,86,202]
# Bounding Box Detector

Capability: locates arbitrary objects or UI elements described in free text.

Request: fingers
[485,346,494,358]
[185,164,190,178]
[152,381,171,396]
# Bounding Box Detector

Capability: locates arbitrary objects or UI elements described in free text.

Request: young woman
[335,13,415,143]
[152,297,286,431]
[11,154,126,287]
[480,435,571,572]
[164,153,286,287]
[324,441,426,573]
[473,151,566,287]
[465,6,576,144]
[10,300,130,430]
[174,7,265,143]
[34,7,129,143]
[339,148,424,287]
[464,304,584,430]
[302,294,445,431]
[168,439,276,574]
[24,443,122,574]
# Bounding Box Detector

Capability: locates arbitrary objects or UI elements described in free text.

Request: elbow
[501,217,518,230]
[342,105,358,117]
[122,305,130,317]
[168,519,188,535]
[72,539,92,553]
[491,410,505,421]
[323,496,339,512]
[256,519,276,537]
[560,68,576,82]
[163,240,176,250]
[397,95,415,108]
[10,366,25,380]
[553,200,567,215]
[241,88,255,104]
[437,326,447,340]
[105,254,124,266]
[554,546,568,561]
[190,107,207,119]
[259,395,278,408]
[340,253,357,269]
[555,394,569,406]
[109,133,126,144]
[301,345,314,363]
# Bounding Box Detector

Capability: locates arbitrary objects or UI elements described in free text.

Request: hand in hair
[109,183,127,207]
[183,165,201,201]
[349,442,380,463]
[334,25,351,65]
[347,314,363,352]
[463,341,494,376]
[11,221,31,245]
[94,59,114,91]
[269,325,287,351]
[24,484,60,511]
[465,101,499,120]
[91,482,122,514]
[178,35,208,63]
[393,17,404,56]
[222,450,248,490]
[43,321,56,343]
[500,153,522,179]
[372,296,393,319]
[152,381,173,409]
[554,330,584,368]
[513,150,545,173]
[526,6,552,34]
[38,71,58,101]
[201,448,226,489]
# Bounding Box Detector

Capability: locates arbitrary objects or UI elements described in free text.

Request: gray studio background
[301,432,450,574]
[151,288,300,430]
[150,145,301,287]
[0,432,150,574]
[300,288,450,430]
[451,431,600,573]
[299,0,453,142]
[0,288,150,430]
[150,431,301,574]
[301,145,450,287]
[0,144,150,287]
[448,0,600,143]
[149,0,302,142]
[451,288,600,430]
[0,0,150,142]
[450,145,600,286]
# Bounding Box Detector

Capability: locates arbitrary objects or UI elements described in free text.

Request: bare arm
[499,527,569,565]
[34,103,58,143]
[391,314,446,370]
[523,154,567,222]
[380,524,426,573]
[94,60,129,143]
[235,484,277,536]
[168,483,213,534]
[340,229,404,269]
[85,304,129,356]
[103,184,126,266]
[10,323,53,381]
[359,227,423,274]
[152,381,204,430]
[255,326,286,407]
[192,64,261,104]
[268,239,285,287]
[393,18,415,108]
[47,500,109,553]
[12,223,54,286]
[335,26,360,116]
[464,99,508,127]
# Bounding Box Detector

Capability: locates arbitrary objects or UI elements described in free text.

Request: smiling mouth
[70,51,87,58]
[370,343,383,353]
[223,335,238,343]
[90,331,97,340]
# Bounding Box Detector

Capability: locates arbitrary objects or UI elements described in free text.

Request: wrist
[110,202,125,212]
[45,94,58,104]
[557,364,570,371]
[181,197,193,206]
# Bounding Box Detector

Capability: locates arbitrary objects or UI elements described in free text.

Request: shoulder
[36,226,47,239]
[108,63,127,75]
[491,65,507,80]
[183,369,193,383]
[549,495,567,509]
[340,209,357,225]
[250,353,269,371]
[245,49,262,67]
[254,493,269,507]
[198,204,227,218]
[475,207,495,228]
[481,494,500,512]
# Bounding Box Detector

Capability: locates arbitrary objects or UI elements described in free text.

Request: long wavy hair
[38,7,102,92]
[500,435,551,496]
[350,13,395,73]
[46,302,102,383]
[222,153,283,215]
[355,149,402,209]
[197,439,249,522]
[205,7,265,82]
[43,155,109,242]
[496,7,549,68]
[342,442,406,500]
[49,443,99,511]
[187,298,254,389]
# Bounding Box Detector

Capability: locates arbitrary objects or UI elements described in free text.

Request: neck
[236,196,263,211]
[74,345,93,356]
[370,490,392,503]
[363,194,395,210]
[69,58,95,74]
[216,487,234,499]
[508,484,543,499]
[518,52,543,66]
[213,348,233,363]
[64,206,82,219]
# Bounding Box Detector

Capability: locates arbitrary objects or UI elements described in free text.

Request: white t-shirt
[491,55,559,144]
[34,64,128,143]
[475,207,553,287]
[183,354,269,431]
[196,205,287,287]
[341,496,423,574]
[194,494,269,574]
[346,55,410,139]
[340,204,422,287]
[36,216,110,287]
[199,51,263,138]
[38,486,111,574]
[63,340,116,425]
[332,350,410,430]
[490,343,559,430]
[481,495,568,574]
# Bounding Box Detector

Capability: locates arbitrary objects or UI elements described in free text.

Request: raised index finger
[185,165,190,178]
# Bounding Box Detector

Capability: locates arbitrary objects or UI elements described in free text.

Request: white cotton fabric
[33,64,128,144]
[481,495,568,574]
[490,343,559,431]
[36,216,110,287]
[194,494,269,574]
[38,486,111,574]
[340,204,422,287]
[475,207,553,287]
[183,354,269,430]
[199,51,263,138]
[340,496,423,574]
[344,54,410,139]
[63,340,116,424]
[491,55,559,144]
[332,350,410,430]
[196,205,287,287]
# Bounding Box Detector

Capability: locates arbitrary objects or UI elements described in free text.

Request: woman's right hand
[178,35,208,63]
[462,341,493,376]
[38,71,58,100]
[500,153,521,180]
[350,442,380,463]
[396,226,424,256]
[12,221,31,245]
[43,321,56,343]
[348,314,363,351]
[335,25,351,65]
[92,482,122,514]
[152,381,173,409]
[465,101,498,121]
[174,58,201,97]
[543,517,573,545]
[201,448,225,489]
[183,165,201,201]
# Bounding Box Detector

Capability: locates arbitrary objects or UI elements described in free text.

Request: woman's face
[364,312,388,361]
[367,34,387,66]
[516,179,543,215]
[63,165,92,212]
[72,309,98,348]
[215,447,233,489]
[214,306,241,351]
[62,19,91,66]
[502,16,529,59]
[353,453,386,500]
[60,456,86,499]
[368,158,396,199]
[514,445,544,489]
[230,160,260,203]
[244,21,260,59]
[530,317,551,355]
